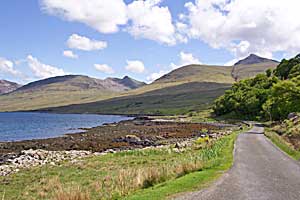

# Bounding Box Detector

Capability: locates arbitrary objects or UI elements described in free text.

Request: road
[176,125,300,200]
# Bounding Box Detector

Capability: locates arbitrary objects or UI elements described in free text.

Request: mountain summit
[0,80,22,94]
[234,54,279,66]
[106,76,146,90]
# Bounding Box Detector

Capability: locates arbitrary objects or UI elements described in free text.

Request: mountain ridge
[234,54,279,66]
[15,75,146,93]
[0,80,22,94]
[0,54,279,113]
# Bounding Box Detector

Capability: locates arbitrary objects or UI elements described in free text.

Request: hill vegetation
[214,54,300,121]
[0,54,278,114]
[0,75,145,112]
[43,56,278,115]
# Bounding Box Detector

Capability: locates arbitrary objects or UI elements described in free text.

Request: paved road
[176,125,300,200]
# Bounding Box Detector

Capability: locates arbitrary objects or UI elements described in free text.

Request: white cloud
[94,64,115,74]
[181,0,300,58]
[127,0,177,45]
[27,55,66,79]
[41,0,128,33]
[63,50,78,59]
[0,57,22,76]
[41,0,184,45]
[125,60,145,73]
[67,34,107,51]
[146,70,167,82]
[170,51,201,69]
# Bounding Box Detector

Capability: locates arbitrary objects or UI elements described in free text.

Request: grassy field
[265,129,300,160]
[0,129,242,200]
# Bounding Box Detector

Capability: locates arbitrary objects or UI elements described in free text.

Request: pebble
[0,149,93,176]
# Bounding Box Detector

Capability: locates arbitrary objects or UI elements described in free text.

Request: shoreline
[0,117,237,163]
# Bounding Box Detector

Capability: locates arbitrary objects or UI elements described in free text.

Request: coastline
[0,117,236,162]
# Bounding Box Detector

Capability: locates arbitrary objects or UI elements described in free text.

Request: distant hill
[37,56,279,115]
[0,55,280,114]
[0,75,146,112]
[0,80,21,94]
[16,75,145,93]
[234,54,279,66]
[106,76,146,90]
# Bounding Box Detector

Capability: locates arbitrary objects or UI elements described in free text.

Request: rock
[288,113,298,119]
[0,149,94,176]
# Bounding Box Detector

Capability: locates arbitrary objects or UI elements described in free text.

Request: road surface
[176,125,300,200]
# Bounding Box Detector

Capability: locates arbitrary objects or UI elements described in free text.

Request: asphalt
[176,125,300,200]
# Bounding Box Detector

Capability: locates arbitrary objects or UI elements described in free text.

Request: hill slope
[0,55,279,114]
[41,59,278,115]
[0,75,145,112]
[0,80,21,94]
[234,54,279,66]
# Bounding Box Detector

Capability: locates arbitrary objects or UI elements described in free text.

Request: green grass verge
[125,132,238,200]
[265,129,300,160]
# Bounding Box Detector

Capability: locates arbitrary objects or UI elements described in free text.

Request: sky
[1,0,300,84]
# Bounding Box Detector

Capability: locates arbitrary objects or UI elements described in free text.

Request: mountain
[106,76,146,90]
[15,75,145,93]
[0,80,22,94]
[0,55,279,114]
[0,75,146,112]
[234,54,279,66]
[37,58,279,115]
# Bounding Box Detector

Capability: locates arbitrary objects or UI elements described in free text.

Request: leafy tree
[274,54,300,80]
[214,54,300,121]
[263,79,300,120]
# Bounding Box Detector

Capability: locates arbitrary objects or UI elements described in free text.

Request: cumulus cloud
[27,55,66,79]
[147,51,201,82]
[127,0,177,45]
[41,0,184,45]
[0,57,22,76]
[181,0,300,59]
[41,0,128,33]
[67,34,107,51]
[94,64,115,74]
[125,60,145,73]
[63,50,78,59]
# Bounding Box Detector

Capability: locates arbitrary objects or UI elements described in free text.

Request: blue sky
[0,0,298,83]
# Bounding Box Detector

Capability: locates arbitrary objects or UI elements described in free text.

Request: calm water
[0,112,132,142]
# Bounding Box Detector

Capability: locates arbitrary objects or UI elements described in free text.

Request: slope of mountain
[106,76,146,90]
[0,75,146,112]
[234,54,279,66]
[15,75,143,93]
[39,56,279,115]
[0,80,22,94]
[0,54,279,114]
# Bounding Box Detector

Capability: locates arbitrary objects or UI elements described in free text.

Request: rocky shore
[0,149,94,176]
[0,117,238,176]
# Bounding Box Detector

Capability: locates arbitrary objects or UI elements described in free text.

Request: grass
[0,129,243,200]
[0,63,276,115]
[125,132,238,200]
[43,82,232,115]
[265,129,300,160]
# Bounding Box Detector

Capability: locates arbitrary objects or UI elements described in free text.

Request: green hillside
[0,55,278,114]
[41,61,278,115]
[0,75,145,112]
